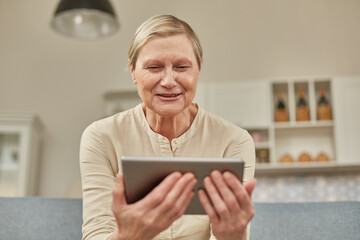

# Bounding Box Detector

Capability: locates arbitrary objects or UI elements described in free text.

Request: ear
[130,66,137,85]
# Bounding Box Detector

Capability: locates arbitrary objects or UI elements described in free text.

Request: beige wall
[0,0,359,197]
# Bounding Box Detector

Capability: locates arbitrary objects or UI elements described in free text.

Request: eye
[146,65,162,72]
[175,65,190,72]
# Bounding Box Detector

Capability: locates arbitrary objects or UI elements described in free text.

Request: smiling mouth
[156,93,181,97]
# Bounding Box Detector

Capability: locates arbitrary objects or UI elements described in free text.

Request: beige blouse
[80,104,255,240]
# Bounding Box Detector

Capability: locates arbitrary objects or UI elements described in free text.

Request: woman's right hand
[109,172,197,240]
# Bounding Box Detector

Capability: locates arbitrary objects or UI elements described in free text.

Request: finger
[140,171,182,209]
[111,174,127,226]
[172,174,197,208]
[210,170,241,212]
[170,178,197,219]
[146,173,197,228]
[223,172,252,210]
[156,173,197,215]
[198,189,220,224]
[203,176,231,219]
[244,179,257,198]
[112,174,127,206]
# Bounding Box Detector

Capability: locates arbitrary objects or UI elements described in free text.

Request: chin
[154,105,187,117]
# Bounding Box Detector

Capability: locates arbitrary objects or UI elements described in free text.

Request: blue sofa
[250,201,360,240]
[0,198,359,240]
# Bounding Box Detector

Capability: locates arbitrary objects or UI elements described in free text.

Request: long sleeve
[80,122,117,240]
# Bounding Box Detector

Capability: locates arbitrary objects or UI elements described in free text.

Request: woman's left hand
[198,170,256,240]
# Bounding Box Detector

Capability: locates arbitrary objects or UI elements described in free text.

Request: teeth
[158,94,179,97]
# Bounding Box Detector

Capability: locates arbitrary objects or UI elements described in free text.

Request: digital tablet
[121,156,244,214]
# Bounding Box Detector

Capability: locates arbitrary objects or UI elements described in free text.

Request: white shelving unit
[268,78,335,166]
[0,113,43,196]
[200,77,354,173]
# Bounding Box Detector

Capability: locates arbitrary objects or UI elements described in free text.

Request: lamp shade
[51,0,119,40]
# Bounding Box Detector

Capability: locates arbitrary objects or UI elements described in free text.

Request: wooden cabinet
[0,113,43,196]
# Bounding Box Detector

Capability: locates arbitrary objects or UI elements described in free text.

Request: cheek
[136,75,159,99]
[181,76,198,103]
[137,84,152,98]
[136,72,158,88]
[182,72,199,90]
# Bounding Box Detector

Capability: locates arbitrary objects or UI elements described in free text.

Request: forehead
[137,34,196,62]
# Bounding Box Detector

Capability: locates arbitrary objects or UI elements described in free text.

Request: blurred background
[0,0,359,201]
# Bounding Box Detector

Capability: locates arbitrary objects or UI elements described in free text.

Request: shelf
[254,142,270,149]
[273,120,334,129]
[255,162,360,176]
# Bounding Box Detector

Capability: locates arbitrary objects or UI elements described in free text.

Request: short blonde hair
[128,15,203,69]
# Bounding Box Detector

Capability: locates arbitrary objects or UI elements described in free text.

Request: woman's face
[131,34,200,117]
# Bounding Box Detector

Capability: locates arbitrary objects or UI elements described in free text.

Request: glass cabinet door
[0,133,20,196]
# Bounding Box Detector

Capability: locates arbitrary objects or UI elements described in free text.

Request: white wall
[0,0,359,197]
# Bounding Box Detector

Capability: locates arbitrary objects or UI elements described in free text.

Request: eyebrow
[141,57,194,66]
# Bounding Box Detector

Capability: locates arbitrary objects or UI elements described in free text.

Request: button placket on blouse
[171,138,179,152]
[158,135,173,156]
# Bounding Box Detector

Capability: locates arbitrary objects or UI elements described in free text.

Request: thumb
[244,178,257,198]
[112,174,128,210]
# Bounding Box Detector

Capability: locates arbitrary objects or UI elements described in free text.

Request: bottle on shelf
[317,87,332,120]
[275,90,289,122]
[296,86,310,121]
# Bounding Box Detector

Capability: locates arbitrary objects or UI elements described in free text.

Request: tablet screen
[121,156,244,214]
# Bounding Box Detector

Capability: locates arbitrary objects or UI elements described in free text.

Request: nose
[160,68,177,88]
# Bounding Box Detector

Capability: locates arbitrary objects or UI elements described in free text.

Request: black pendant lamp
[51,0,119,40]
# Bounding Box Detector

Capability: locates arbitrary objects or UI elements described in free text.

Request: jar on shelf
[298,152,312,162]
[316,152,330,162]
[257,149,269,163]
[279,153,294,163]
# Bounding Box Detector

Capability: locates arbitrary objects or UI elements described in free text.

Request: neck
[143,103,198,142]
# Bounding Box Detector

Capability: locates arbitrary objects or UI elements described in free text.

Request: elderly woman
[80,15,256,240]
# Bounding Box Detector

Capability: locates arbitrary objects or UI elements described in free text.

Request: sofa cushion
[1,198,359,240]
[0,197,82,240]
[251,201,360,240]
